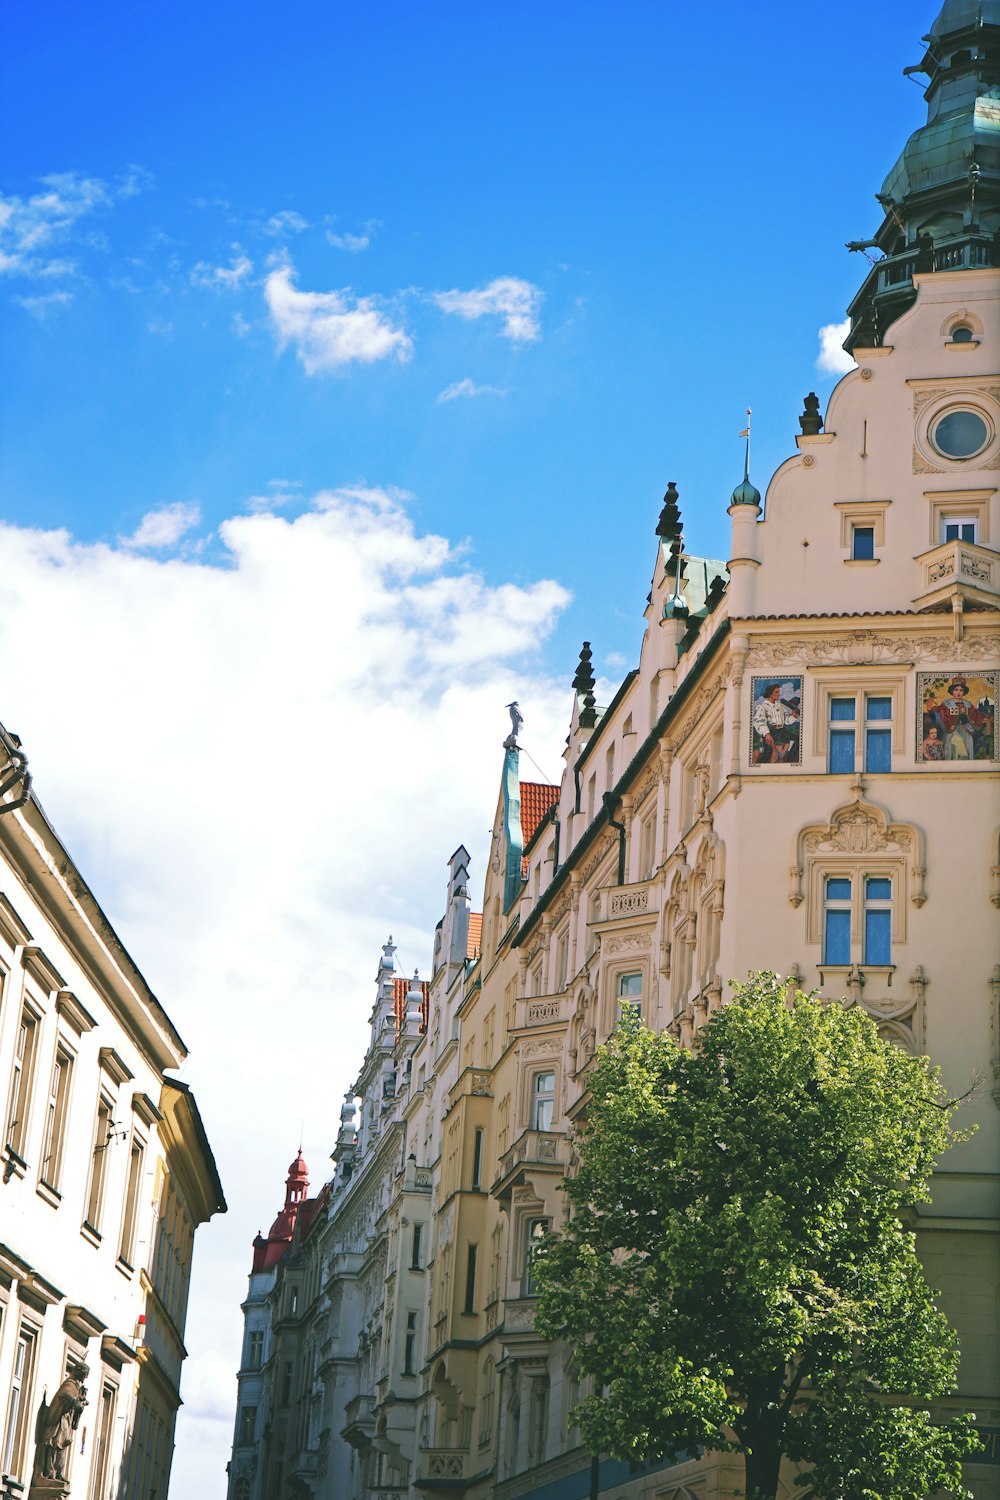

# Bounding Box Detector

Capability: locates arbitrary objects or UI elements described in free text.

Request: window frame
[39,1040,75,1194]
[530,1071,556,1133]
[811,860,902,970]
[2,1317,39,1481]
[83,1089,116,1238]
[5,1001,42,1164]
[811,669,907,767]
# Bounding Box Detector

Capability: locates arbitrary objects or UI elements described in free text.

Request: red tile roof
[520,782,559,848]
[468,912,483,959]
[393,976,430,1033]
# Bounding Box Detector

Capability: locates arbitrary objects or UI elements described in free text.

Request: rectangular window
[410,1222,423,1269]
[5,1006,38,1161]
[864,876,892,965]
[828,695,893,773]
[828,698,856,774]
[639,814,656,881]
[942,517,977,543]
[88,1380,117,1500]
[823,877,852,965]
[84,1094,114,1234]
[864,696,892,773]
[524,1217,549,1296]
[403,1311,417,1376]
[2,1325,36,1480]
[554,929,569,991]
[531,1072,555,1132]
[851,525,875,560]
[40,1045,73,1191]
[471,1127,484,1190]
[119,1132,146,1267]
[239,1405,257,1446]
[617,971,643,1018]
[605,744,615,792]
[246,1330,264,1370]
[463,1244,478,1314]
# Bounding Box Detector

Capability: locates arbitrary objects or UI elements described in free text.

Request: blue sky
[0,1,934,1493]
[3,0,928,669]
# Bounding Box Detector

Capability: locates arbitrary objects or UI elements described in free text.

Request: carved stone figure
[33,1366,88,1485]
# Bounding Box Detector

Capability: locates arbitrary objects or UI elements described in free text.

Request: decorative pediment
[800,796,914,858]
[790,796,926,912]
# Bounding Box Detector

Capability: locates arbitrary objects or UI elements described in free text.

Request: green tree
[533,974,978,1500]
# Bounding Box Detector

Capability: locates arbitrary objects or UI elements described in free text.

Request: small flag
[738,427,750,438]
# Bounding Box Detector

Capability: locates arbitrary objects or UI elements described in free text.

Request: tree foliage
[533,974,978,1500]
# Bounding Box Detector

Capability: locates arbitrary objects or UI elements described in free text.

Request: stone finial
[572,642,597,729]
[705,574,726,612]
[655,481,682,542]
[799,392,823,436]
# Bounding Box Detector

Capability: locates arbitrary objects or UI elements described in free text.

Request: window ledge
[116,1255,135,1280]
[843,557,881,566]
[80,1220,102,1248]
[945,339,980,350]
[36,1180,62,1209]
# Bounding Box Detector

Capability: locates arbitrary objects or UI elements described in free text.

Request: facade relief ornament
[792,796,926,910]
[603,930,653,954]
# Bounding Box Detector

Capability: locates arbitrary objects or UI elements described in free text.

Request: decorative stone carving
[527,1001,561,1025]
[32,1365,89,1487]
[604,931,652,954]
[608,888,649,916]
[519,1038,561,1059]
[747,630,999,669]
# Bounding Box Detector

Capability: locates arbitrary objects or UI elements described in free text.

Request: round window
[931,408,990,459]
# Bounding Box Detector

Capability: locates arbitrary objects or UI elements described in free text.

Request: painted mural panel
[917,670,997,762]
[749,676,802,765]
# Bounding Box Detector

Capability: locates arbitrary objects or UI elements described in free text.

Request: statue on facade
[504,700,523,749]
[32,1366,89,1489]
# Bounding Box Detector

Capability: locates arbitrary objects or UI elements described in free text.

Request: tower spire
[844,0,1000,352]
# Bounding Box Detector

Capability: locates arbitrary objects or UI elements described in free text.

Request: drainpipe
[602,794,626,886]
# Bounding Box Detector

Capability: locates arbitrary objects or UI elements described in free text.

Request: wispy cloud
[121,501,202,550]
[326,230,370,253]
[433,275,542,342]
[191,251,253,291]
[437,378,508,403]
[262,209,309,238]
[264,264,412,374]
[0,171,112,279]
[13,289,74,318]
[817,319,855,375]
[116,164,155,199]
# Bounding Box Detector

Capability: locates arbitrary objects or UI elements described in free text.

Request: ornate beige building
[0,719,225,1500]
[228,2,999,1497]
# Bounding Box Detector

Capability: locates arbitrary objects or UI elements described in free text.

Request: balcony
[416,1448,468,1488]
[599,880,652,921]
[492,1128,567,1201]
[913,538,1000,612]
[342,1393,376,1452]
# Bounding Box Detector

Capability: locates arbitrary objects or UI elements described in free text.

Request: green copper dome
[844,0,1000,352]
[730,476,761,508]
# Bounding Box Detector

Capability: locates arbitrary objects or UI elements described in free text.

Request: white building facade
[0,722,225,1500]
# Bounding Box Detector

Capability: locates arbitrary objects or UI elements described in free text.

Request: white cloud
[437,378,509,403]
[13,289,74,317]
[433,275,542,342]
[116,164,155,199]
[0,487,571,1500]
[264,264,413,373]
[262,209,309,237]
[121,501,202,550]
[0,171,113,280]
[191,251,253,291]
[326,230,370,252]
[817,319,855,375]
